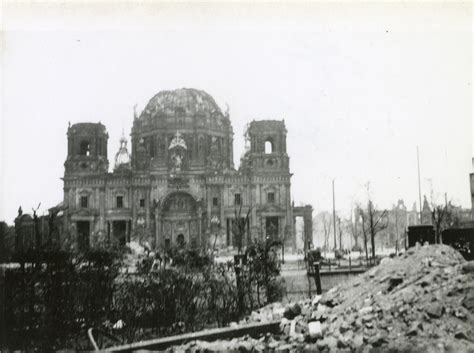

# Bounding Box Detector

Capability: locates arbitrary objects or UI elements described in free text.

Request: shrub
[242,240,285,308]
[2,242,285,350]
[3,249,123,350]
[111,263,241,342]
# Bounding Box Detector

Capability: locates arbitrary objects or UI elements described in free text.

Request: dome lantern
[114,132,131,171]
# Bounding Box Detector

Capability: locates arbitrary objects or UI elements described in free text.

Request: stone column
[280,216,286,241]
[131,189,136,225]
[251,195,258,228]
[288,186,295,249]
[155,212,161,248]
[220,189,225,243]
[251,183,259,241]
[145,191,150,228]
[125,220,129,243]
[99,188,106,233]
[207,190,212,229]
[304,206,313,250]
[198,207,203,247]
[88,220,92,249]
[293,216,298,250]
[63,205,69,249]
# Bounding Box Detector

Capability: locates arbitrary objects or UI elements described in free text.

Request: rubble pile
[169,245,474,352]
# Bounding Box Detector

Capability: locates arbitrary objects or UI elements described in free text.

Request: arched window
[177,233,185,247]
[80,140,91,156]
[264,140,273,154]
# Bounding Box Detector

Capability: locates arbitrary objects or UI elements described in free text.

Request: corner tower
[64,122,109,175]
[238,119,296,250]
[241,120,289,173]
[63,122,109,251]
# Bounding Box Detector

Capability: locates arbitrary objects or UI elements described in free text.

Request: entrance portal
[112,220,127,246]
[177,233,185,247]
[77,221,90,251]
[161,192,199,247]
[266,217,279,240]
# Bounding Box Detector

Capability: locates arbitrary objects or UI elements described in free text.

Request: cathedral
[62,88,312,251]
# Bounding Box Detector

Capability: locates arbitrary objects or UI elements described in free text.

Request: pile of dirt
[169,244,474,352]
[303,244,474,352]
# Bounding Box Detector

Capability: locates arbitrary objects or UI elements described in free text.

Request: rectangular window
[116,196,123,209]
[267,192,275,203]
[213,197,218,206]
[140,198,145,208]
[226,218,231,246]
[234,193,241,206]
[80,196,88,208]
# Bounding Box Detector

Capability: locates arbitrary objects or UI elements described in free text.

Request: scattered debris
[168,245,474,352]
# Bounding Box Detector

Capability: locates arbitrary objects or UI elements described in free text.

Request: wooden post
[234,255,244,314]
[307,274,312,298]
[313,262,322,295]
[281,243,285,265]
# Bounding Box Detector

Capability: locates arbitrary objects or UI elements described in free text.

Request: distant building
[0,221,15,259]
[380,200,421,250]
[421,195,433,225]
[447,202,473,228]
[470,157,474,220]
[13,205,64,252]
[61,88,312,252]
[407,202,419,226]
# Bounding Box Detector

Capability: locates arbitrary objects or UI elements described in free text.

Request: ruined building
[62,88,312,251]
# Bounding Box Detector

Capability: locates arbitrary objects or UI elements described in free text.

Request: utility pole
[417,146,422,224]
[332,179,337,250]
[338,217,342,251]
[353,207,358,250]
[395,205,399,255]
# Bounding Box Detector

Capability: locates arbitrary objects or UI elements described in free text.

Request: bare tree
[322,214,332,257]
[349,207,361,250]
[429,191,461,244]
[337,216,343,251]
[360,200,388,263]
[431,204,447,244]
[232,203,252,254]
[431,200,462,244]
[357,204,369,263]
[393,205,400,254]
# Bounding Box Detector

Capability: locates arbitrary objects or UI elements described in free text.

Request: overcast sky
[1,2,472,223]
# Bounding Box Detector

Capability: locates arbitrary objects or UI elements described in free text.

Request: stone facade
[63,88,312,251]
